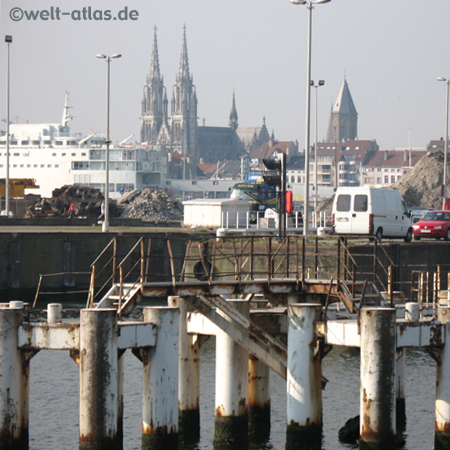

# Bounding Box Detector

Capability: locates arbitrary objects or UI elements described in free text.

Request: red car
[413,210,450,240]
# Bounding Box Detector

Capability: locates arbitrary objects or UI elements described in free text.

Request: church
[140,26,271,179]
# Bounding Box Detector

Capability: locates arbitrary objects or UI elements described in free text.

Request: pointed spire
[178,24,190,81]
[229,90,238,130]
[150,25,160,79]
[332,78,357,115]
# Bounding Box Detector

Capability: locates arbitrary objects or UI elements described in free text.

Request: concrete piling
[169,296,201,443]
[47,303,62,323]
[396,349,406,431]
[142,307,179,450]
[286,304,322,449]
[213,300,249,447]
[436,306,450,450]
[360,308,397,450]
[79,308,119,450]
[0,304,28,450]
[248,354,271,440]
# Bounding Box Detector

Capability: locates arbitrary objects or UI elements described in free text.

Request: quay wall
[0,231,193,300]
[0,231,448,300]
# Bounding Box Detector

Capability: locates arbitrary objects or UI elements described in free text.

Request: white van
[332,187,413,242]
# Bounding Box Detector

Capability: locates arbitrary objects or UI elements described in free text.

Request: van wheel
[375,228,383,242]
[404,228,413,243]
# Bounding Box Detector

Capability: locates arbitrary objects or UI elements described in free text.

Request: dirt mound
[119,188,183,222]
[392,151,444,209]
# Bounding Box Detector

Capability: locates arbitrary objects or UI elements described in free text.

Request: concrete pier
[79,308,119,450]
[0,304,29,450]
[248,354,271,440]
[169,296,201,443]
[286,304,322,449]
[360,308,397,450]
[142,307,179,450]
[213,300,249,447]
[436,306,450,450]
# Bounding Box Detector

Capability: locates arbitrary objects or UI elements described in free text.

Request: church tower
[170,25,198,163]
[326,77,358,142]
[140,27,167,144]
[229,90,238,131]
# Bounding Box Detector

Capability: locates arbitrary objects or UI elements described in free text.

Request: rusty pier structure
[2,234,450,449]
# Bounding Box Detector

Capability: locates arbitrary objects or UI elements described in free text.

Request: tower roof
[150,26,161,79]
[178,24,190,81]
[332,78,357,115]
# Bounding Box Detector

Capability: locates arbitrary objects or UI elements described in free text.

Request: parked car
[412,210,450,240]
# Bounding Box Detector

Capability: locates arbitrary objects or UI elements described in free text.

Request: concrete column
[79,309,119,450]
[168,296,200,443]
[436,306,450,449]
[117,351,124,449]
[0,304,28,450]
[396,349,406,431]
[248,354,271,440]
[360,308,396,450]
[47,303,62,323]
[142,307,179,450]
[214,300,249,447]
[286,304,322,449]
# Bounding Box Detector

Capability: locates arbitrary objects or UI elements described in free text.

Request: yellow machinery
[0,179,39,197]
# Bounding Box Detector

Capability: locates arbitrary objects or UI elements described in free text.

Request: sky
[1,0,450,151]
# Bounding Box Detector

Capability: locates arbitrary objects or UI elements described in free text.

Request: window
[52,153,57,157]
[336,194,351,212]
[384,176,389,184]
[354,195,368,212]
[391,176,395,183]
[32,140,40,146]
[21,141,29,145]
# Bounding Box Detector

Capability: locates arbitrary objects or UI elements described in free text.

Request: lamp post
[290,0,331,236]
[312,79,325,211]
[96,53,121,232]
[4,35,12,218]
[437,77,449,208]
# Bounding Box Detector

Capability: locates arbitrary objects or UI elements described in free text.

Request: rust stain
[215,405,225,417]
[436,422,450,433]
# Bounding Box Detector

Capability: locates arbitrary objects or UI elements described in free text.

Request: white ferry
[0,93,166,198]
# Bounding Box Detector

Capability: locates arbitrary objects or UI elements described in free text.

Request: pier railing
[81,234,403,312]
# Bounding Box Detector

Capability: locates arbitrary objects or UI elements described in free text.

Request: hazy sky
[1,0,450,151]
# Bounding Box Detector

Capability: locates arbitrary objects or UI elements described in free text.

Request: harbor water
[26,306,436,450]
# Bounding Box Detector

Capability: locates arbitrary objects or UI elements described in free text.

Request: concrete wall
[0,232,191,301]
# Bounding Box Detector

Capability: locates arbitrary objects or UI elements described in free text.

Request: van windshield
[354,195,368,212]
[336,194,351,212]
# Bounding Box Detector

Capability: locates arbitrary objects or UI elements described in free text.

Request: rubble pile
[119,188,183,222]
[392,151,445,209]
[26,185,105,218]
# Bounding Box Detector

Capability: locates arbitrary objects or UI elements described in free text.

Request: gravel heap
[392,150,445,209]
[119,188,183,222]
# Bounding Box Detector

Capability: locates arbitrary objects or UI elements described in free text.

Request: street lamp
[312,79,325,211]
[290,0,331,236]
[437,77,449,208]
[96,53,122,232]
[4,35,12,218]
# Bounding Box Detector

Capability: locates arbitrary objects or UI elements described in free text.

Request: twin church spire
[140,25,197,161]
